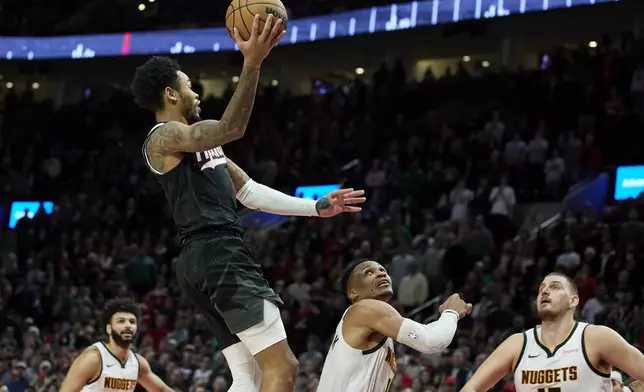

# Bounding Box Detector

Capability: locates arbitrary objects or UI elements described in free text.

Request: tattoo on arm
[315,198,331,214]
[226,158,251,192]
[148,66,261,154]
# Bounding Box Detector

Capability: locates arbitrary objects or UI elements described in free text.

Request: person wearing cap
[317,258,472,392]
[612,370,630,392]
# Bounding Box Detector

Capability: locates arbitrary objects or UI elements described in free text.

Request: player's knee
[260,350,298,383]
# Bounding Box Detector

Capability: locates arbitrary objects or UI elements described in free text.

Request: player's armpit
[136,354,174,392]
[226,158,250,192]
[589,325,644,382]
[460,333,524,392]
[59,348,101,392]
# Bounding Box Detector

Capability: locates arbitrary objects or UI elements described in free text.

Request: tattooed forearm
[148,66,261,154]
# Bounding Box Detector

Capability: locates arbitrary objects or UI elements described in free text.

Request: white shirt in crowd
[555,251,581,270]
[581,296,605,324]
[450,188,474,222]
[489,186,516,216]
[544,156,565,183]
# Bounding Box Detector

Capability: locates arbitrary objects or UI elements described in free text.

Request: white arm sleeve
[236,179,319,217]
[396,310,459,354]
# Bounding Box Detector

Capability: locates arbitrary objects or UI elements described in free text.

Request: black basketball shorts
[175,234,284,351]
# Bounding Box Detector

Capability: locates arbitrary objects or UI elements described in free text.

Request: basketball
[226,0,288,41]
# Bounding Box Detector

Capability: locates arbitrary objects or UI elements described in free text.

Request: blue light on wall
[8,201,54,228]
[295,184,341,200]
[0,0,616,60]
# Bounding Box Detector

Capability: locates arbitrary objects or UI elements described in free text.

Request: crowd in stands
[1,31,644,392]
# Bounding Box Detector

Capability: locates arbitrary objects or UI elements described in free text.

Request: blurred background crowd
[2,1,644,392]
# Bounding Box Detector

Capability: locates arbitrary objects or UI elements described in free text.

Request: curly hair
[130,56,181,112]
[102,298,141,329]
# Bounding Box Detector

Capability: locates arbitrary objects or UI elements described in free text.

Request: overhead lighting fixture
[482,61,490,68]
[588,41,598,48]
[463,55,471,62]
[138,4,146,11]
[355,67,365,75]
[271,80,278,86]
[232,76,240,83]
[32,82,40,89]
[6,82,13,89]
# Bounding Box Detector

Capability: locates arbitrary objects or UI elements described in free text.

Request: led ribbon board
[0,0,617,60]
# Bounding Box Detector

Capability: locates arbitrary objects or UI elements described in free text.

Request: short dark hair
[546,272,578,295]
[340,258,371,299]
[102,298,140,328]
[130,56,181,112]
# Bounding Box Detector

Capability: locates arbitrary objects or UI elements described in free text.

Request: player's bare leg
[254,340,298,392]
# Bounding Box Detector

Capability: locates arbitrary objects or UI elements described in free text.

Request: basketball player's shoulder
[582,323,621,348]
[496,332,526,366]
[76,344,102,365]
[502,332,526,354]
[346,299,397,320]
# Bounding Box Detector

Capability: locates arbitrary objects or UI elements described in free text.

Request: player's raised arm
[147,15,285,155]
[589,325,644,382]
[59,348,102,392]
[349,294,470,355]
[460,333,524,392]
[136,354,174,392]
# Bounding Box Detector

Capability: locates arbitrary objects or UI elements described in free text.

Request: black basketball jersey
[142,123,244,243]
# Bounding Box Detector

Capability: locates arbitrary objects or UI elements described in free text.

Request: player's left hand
[315,189,366,218]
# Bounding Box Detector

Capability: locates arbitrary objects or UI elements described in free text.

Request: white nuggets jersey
[514,322,611,392]
[317,308,396,392]
[81,342,140,392]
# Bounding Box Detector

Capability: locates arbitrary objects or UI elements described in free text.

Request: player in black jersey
[130,15,366,392]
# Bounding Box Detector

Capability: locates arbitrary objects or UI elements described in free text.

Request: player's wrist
[441,309,460,320]
[242,58,263,69]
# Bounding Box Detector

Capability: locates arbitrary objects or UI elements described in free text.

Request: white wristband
[236,179,319,217]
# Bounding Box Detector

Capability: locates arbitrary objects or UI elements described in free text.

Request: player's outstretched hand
[233,14,286,67]
[439,294,473,320]
[315,189,366,218]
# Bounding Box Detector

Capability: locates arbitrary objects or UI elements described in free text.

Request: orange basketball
[225,0,288,41]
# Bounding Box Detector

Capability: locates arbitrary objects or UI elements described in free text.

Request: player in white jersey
[462,272,644,392]
[60,299,173,392]
[318,259,472,392]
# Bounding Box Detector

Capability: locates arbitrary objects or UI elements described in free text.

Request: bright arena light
[355,67,365,75]
[482,61,490,68]
[463,55,471,62]
[138,4,146,11]
[32,82,40,89]
[6,82,13,89]
[271,80,278,86]
[232,76,240,83]
[588,41,598,48]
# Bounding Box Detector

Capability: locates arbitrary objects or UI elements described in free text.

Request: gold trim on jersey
[533,321,578,358]
[86,347,102,385]
[513,332,527,372]
[581,325,611,378]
